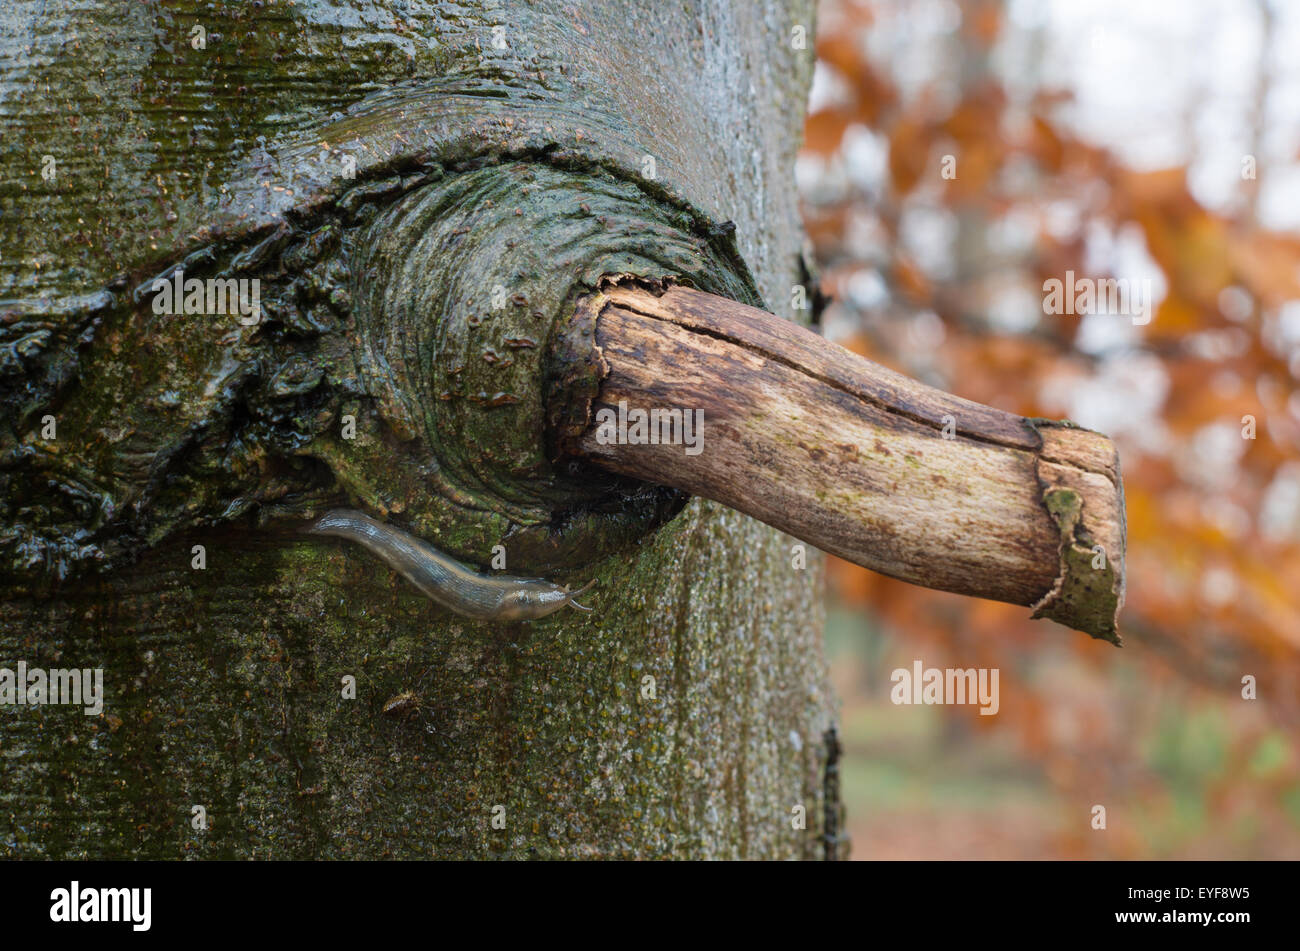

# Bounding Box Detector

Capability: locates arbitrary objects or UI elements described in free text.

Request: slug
[309,509,595,621]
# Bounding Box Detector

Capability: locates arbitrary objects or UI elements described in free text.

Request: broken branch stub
[550,283,1126,643]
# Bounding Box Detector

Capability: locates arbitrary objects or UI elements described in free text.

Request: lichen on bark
[1026,419,1126,644]
[1,0,835,859]
[1030,489,1123,645]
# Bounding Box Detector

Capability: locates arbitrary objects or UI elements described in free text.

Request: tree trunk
[0,1,838,858]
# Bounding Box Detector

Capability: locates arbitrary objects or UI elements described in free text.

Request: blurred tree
[805,0,1300,859]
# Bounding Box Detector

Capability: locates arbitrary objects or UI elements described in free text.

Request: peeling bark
[556,283,1125,642]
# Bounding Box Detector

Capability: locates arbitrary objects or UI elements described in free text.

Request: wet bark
[0,1,839,858]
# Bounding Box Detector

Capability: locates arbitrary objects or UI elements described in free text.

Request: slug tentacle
[564,579,598,612]
[308,509,595,622]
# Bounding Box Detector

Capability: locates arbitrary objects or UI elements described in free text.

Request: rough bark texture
[0,1,840,858]
[556,283,1125,642]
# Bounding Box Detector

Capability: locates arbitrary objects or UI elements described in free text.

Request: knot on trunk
[349,160,757,569]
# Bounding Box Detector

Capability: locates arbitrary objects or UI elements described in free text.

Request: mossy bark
[0,1,839,857]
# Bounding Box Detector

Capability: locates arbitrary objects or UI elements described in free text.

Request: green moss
[1030,488,1122,644]
[0,0,832,859]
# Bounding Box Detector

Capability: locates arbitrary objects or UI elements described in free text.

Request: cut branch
[551,282,1126,643]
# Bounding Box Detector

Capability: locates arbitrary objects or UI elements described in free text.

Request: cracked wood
[559,282,1126,642]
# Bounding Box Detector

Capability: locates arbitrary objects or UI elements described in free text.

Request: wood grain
[556,282,1126,642]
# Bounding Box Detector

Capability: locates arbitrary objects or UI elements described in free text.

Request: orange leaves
[1167,214,1236,305]
[1024,115,1066,174]
[803,107,857,157]
[938,84,1006,198]
[807,0,1300,859]
[1229,231,1300,308]
[940,333,1073,416]
[885,87,1010,198]
[815,33,897,131]
[887,116,932,196]
[806,2,1300,679]
[1117,167,1194,215]
[1152,294,1202,337]
[1116,171,1254,330]
[962,0,1003,48]
[1144,214,1233,317]
[891,253,932,303]
[807,12,898,159]
[1161,362,1252,436]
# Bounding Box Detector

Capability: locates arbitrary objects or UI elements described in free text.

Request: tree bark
[1,0,839,859]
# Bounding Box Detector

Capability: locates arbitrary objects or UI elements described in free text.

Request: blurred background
[800,0,1300,858]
